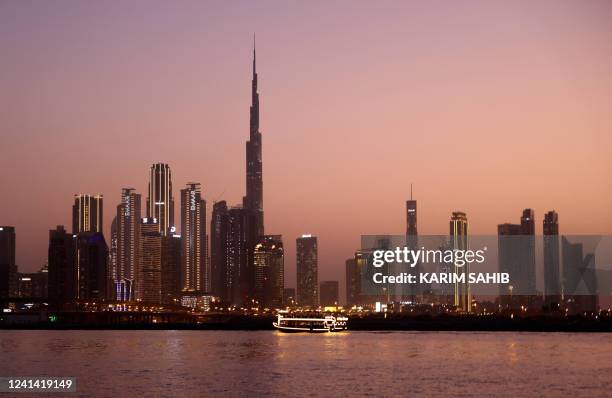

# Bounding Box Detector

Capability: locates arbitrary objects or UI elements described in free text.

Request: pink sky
[1,1,611,296]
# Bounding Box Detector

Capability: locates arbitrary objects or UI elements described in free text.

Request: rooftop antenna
[410,183,413,200]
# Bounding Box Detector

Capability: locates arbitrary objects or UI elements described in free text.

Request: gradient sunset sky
[1,1,611,292]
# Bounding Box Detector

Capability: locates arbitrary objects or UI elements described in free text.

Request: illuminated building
[497,209,536,309]
[72,194,103,234]
[17,263,48,299]
[146,163,174,236]
[450,212,470,312]
[109,217,118,282]
[244,38,264,237]
[139,218,162,303]
[0,226,17,298]
[226,207,258,306]
[75,232,108,300]
[543,210,561,307]
[116,188,141,300]
[283,288,296,307]
[319,281,339,306]
[47,225,76,306]
[210,201,229,300]
[405,185,421,301]
[253,235,284,308]
[180,183,207,292]
[296,234,318,307]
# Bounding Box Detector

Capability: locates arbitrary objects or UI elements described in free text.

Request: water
[1,330,611,397]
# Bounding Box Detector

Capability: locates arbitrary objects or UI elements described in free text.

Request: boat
[273,313,348,333]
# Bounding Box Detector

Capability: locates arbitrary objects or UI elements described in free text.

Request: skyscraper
[319,281,339,306]
[47,226,76,307]
[226,207,258,306]
[147,163,174,236]
[116,188,141,300]
[543,210,561,308]
[139,218,162,303]
[497,209,537,309]
[296,235,318,307]
[180,183,207,292]
[162,234,181,305]
[0,226,17,298]
[450,212,470,312]
[72,194,103,234]
[405,185,420,300]
[253,235,284,308]
[210,201,229,300]
[109,217,118,282]
[244,38,264,236]
[75,232,108,300]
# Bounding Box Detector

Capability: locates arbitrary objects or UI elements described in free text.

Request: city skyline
[1,1,611,292]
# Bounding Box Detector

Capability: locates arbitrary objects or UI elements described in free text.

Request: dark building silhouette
[226,207,258,307]
[210,201,229,300]
[296,235,318,307]
[497,209,537,309]
[48,226,76,306]
[320,281,339,306]
[18,264,48,299]
[450,212,470,312]
[345,258,360,307]
[253,235,284,308]
[116,188,141,301]
[562,237,598,314]
[180,183,207,293]
[146,163,174,236]
[0,226,17,298]
[72,194,103,234]
[244,39,264,237]
[162,234,182,305]
[139,218,162,303]
[543,211,561,308]
[75,232,108,300]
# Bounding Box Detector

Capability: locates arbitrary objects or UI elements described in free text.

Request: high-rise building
[180,183,207,292]
[210,201,229,300]
[450,212,470,312]
[405,185,420,300]
[319,281,339,306]
[109,217,118,282]
[253,235,284,308]
[72,194,103,234]
[345,258,361,307]
[497,209,537,309]
[226,207,258,306]
[116,188,141,290]
[139,218,162,303]
[296,235,318,307]
[48,226,76,306]
[562,237,598,314]
[244,39,264,237]
[543,211,561,308]
[75,232,108,300]
[146,163,174,236]
[162,234,181,305]
[0,226,17,298]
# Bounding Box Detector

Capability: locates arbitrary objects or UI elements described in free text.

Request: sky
[1,1,611,298]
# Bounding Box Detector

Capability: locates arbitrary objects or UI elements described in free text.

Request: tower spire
[253,33,256,74]
[410,183,413,200]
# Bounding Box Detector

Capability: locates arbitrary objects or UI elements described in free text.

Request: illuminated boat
[273,313,348,333]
